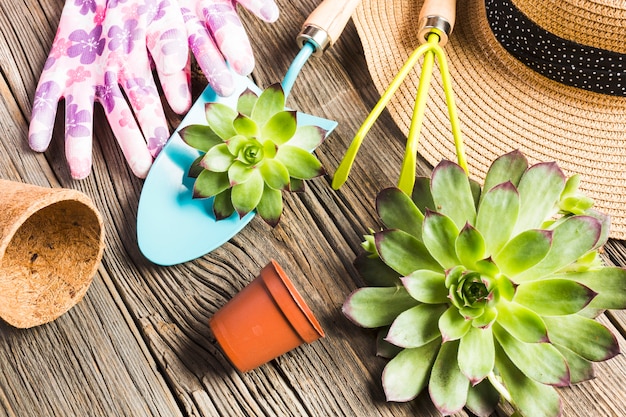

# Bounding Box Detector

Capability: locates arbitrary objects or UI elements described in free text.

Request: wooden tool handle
[417,0,457,46]
[298,0,361,55]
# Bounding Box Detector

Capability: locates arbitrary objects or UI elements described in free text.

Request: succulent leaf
[179,124,223,152]
[514,216,602,282]
[556,267,626,312]
[377,327,404,358]
[212,189,235,220]
[202,143,235,172]
[204,102,238,140]
[429,340,470,415]
[228,161,254,185]
[382,338,441,401]
[493,323,570,386]
[286,125,326,152]
[275,145,324,179]
[375,229,442,276]
[465,379,500,417]
[439,306,472,342]
[482,150,528,196]
[342,287,419,328]
[423,210,461,269]
[386,304,447,348]
[458,326,495,385]
[401,270,448,304]
[251,83,285,126]
[494,342,562,417]
[233,114,259,137]
[289,178,306,193]
[495,299,548,343]
[354,253,402,287]
[257,185,283,227]
[476,182,520,255]
[377,188,424,240]
[513,279,596,316]
[552,344,595,384]
[188,155,204,178]
[543,315,620,361]
[259,159,290,190]
[411,176,436,213]
[493,229,552,277]
[430,160,477,228]
[236,88,258,116]
[455,223,486,270]
[261,110,297,145]
[193,170,230,198]
[513,162,566,234]
[231,169,264,217]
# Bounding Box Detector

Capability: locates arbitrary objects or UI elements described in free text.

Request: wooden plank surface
[1,0,626,416]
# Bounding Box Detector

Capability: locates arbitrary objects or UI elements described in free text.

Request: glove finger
[182,6,234,96]
[64,91,95,179]
[235,0,279,22]
[29,78,63,152]
[146,1,188,75]
[156,57,192,115]
[200,0,255,76]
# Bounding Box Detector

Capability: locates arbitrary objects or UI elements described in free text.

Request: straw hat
[353,0,626,239]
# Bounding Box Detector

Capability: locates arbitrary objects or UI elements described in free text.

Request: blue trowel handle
[296,0,361,57]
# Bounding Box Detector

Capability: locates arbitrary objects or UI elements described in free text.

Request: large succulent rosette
[343,150,626,417]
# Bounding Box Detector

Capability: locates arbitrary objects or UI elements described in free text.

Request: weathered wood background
[1,0,626,416]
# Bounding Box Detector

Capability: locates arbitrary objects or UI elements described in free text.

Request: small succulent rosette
[180,83,327,226]
[343,150,626,417]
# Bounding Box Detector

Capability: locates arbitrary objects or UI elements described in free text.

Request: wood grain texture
[1,0,625,416]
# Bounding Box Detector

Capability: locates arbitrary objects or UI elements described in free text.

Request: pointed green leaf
[422,211,461,269]
[261,110,297,145]
[439,306,472,342]
[382,338,440,401]
[514,279,596,315]
[205,102,237,139]
[512,162,566,234]
[429,340,470,415]
[342,286,420,328]
[236,88,258,117]
[179,124,223,152]
[286,125,326,152]
[275,145,324,179]
[495,299,548,343]
[354,253,402,287]
[543,315,620,361]
[476,182,520,255]
[556,267,626,311]
[193,170,230,198]
[201,143,235,172]
[213,189,235,220]
[493,323,570,386]
[377,187,424,240]
[411,176,435,212]
[188,155,204,178]
[375,229,442,276]
[465,379,500,417]
[472,306,498,329]
[231,169,264,217]
[259,159,290,190]
[377,327,403,358]
[386,304,447,348]
[493,229,552,278]
[482,150,528,196]
[228,161,253,185]
[494,342,561,417]
[257,185,283,227]
[458,326,495,384]
[455,223,486,270]
[430,160,477,228]
[514,216,602,282]
[553,344,595,384]
[233,114,259,137]
[401,270,448,304]
[226,135,247,155]
[251,83,285,126]
[289,177,305,193]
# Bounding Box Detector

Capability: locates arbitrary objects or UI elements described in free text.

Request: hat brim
[354,0,626,239]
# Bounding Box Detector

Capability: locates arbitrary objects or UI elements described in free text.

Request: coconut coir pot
[0,180,105,328]
[209,260,325,372]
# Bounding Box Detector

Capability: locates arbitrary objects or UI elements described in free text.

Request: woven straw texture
[353,0,626,239]
[0,180,104,328]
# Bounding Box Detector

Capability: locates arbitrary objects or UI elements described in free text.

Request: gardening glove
[180,0,279,96]
[29,0,190,179]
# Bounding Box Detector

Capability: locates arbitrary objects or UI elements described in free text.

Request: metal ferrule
[418,15,452,46]
[297,25,330,57]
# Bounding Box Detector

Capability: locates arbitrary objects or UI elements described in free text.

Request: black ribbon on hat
[486,0,626,96]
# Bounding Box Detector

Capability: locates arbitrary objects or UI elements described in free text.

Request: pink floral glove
[29,0,190,179]
[180,0,279,96]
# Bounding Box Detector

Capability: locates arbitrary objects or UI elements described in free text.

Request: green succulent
[180,83,327,226]
[343,150,626,417]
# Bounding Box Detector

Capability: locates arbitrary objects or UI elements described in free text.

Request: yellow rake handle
[331,33,468,194]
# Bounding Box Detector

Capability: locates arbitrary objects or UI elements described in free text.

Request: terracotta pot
[0,180,105,328]
[209,259,325,372]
